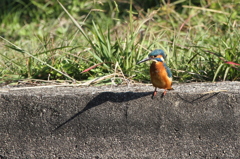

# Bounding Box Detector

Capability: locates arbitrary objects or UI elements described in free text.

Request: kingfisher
[137,49,173,98]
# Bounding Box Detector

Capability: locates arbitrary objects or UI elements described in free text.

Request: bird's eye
[154,55,157,58]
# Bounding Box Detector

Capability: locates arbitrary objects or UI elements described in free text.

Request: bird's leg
[152,88,157,99]
[161,89,167,98]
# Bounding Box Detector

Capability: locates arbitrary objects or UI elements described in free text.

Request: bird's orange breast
[150,62,172,90]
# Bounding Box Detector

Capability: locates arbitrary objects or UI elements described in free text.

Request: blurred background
[0,0,239,86]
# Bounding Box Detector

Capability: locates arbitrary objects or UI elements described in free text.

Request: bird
[137,49,173,98]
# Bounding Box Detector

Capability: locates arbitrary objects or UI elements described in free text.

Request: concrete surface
[0,82,240,158]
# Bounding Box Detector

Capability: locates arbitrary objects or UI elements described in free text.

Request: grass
[0,0,239,86]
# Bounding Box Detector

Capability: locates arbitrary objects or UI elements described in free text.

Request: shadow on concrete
[53,91,152,132]
[177,92,220,104]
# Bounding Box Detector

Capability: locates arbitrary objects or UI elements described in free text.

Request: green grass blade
[0,36,76,81]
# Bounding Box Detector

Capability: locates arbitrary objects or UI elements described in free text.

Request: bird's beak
[137,57,153,64]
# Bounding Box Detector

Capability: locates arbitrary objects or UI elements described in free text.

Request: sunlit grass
[0,0,239,86]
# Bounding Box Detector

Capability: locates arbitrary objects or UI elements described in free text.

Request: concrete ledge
[0,82,240,158]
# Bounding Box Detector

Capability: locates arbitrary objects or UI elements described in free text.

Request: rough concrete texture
[0,81,240,158]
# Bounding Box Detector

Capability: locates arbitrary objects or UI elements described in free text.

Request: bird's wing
[164,63,172,78]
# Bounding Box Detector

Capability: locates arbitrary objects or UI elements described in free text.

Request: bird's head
[137,49,166,64]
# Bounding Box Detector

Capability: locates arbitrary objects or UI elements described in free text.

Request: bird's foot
[161,90,167,98]
[151,91,157,99]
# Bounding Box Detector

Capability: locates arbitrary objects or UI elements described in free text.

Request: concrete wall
[0,82,240,158]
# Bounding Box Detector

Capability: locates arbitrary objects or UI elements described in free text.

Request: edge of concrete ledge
[0,82,240,158]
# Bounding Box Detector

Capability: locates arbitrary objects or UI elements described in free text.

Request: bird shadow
[53,91,152,132]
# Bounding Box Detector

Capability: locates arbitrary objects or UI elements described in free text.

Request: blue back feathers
[148,49,167,59]
[164,63,172,78]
